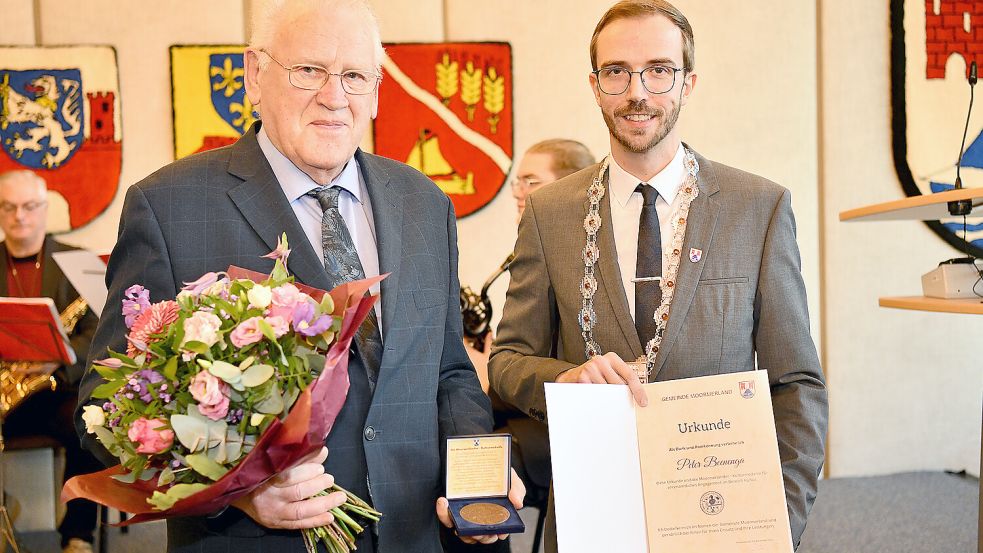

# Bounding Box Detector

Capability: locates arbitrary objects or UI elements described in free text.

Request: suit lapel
[225,126,332,292]
[651,151,720,378]
[593,171,644,360]
[356,150,401,349]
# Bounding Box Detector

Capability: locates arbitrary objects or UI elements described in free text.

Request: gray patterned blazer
[488,148,828,550]
[75,124,492,553]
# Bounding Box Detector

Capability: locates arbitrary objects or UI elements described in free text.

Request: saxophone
[460,254,514,352]
[0,297,88,417]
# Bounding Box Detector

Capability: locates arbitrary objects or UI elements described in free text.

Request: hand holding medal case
[445,434,525,536]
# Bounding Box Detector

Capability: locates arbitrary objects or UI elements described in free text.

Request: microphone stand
[944,61,978,266]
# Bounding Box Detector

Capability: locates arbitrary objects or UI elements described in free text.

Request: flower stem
[301,484,381,552]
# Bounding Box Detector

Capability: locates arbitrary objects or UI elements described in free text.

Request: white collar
[608,143,686,208]
[257,127,363,203]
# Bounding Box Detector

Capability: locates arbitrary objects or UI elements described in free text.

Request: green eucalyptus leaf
[239,364,274,388]
[157,466,175,487]
[185,452,229,481]
[92,426,120,453]
[148,483,209,511]
[111,471,138,484]
[207,360,242,384]
[255,383,284,415]
[206,418,228,450]
[281,386,301,413]
[170,414,209,452]
[319,293,334,314]
[225,427,244,463]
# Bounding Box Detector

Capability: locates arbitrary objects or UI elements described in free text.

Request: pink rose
[265,315,289,338]
[181,311,223,349]
[268,284,305,322]
[230,317,264,348]
[127,417,174,455]
[189,370,230,421]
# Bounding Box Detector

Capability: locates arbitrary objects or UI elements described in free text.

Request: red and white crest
[375,43,513,218]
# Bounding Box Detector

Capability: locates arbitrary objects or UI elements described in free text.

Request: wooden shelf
[840,187,983,222]
[878,295,983,315]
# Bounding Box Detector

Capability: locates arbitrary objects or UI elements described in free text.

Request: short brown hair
[590,0,695,71]
[526,139,596,179]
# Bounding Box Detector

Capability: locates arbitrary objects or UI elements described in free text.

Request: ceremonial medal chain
[579,150,700,376]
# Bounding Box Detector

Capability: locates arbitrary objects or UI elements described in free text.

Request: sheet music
[51,249,107,317]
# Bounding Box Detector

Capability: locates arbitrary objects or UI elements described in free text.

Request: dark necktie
[634,183,662,347]
[307,186,382,392]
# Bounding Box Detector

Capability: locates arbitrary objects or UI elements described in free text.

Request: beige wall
[6,0,977,478]
[821,0,982,477]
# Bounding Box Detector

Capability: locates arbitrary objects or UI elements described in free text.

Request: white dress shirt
[607,143,687,320]
[257,128,383,328]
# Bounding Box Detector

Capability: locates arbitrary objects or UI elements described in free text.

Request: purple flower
[138,369,164,384]
[181,272,219,296]
[122,285,151,329]
[292,302,332,337]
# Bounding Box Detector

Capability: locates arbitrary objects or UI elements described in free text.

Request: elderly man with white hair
[76,1,523,552]
[0,169,101,553]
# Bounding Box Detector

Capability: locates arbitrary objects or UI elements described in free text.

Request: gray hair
[249,0,385,71]
[526,139,596,179]
[0,170,47,196]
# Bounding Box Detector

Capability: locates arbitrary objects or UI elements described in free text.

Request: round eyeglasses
[0,200,46,215]
[260,50,380,95]
[593,65,684,95]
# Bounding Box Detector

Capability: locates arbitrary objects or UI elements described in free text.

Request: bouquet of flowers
[63,236,382,553]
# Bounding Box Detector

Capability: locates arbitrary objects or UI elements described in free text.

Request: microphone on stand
[949,61,976,217]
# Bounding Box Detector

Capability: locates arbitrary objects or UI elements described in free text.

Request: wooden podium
[840,187,983,553]
[840,187,983,315]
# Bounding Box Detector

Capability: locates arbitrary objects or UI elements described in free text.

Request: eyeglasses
[593,65,684,95]
[260,49,380,95]
[0,200,46,215]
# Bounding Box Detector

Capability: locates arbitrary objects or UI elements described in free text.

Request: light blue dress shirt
[257,128,383,329]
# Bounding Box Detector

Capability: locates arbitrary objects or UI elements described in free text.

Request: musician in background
[0,170,100,553]
[461,139,593,547]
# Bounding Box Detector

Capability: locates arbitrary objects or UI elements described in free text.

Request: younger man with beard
[487,1,828,551]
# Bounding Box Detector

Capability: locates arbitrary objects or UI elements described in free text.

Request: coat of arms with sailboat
[375,43,513,217]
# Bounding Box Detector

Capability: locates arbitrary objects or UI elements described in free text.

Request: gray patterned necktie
[635,183,662,348]
[307,186,382,392]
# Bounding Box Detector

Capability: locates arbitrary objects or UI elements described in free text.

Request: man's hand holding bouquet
[64,235,381,553]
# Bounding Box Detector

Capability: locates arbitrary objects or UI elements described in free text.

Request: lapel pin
[689,248,702,263]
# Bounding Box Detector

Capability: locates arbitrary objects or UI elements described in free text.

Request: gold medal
[459,502,510,526]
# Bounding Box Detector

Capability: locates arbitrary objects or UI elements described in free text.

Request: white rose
[182,311,223,348]
[82,405,106,434]
[247,285,273,309]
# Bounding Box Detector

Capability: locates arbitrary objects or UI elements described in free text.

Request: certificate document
[545,370,792,553]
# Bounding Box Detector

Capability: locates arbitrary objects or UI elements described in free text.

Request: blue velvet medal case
[446,434,525,536]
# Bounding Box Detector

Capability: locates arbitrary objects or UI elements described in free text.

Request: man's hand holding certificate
[546,370,793,553]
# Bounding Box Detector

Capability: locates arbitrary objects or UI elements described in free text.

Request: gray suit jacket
[488,149,827,550]
[76,125,493,552]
